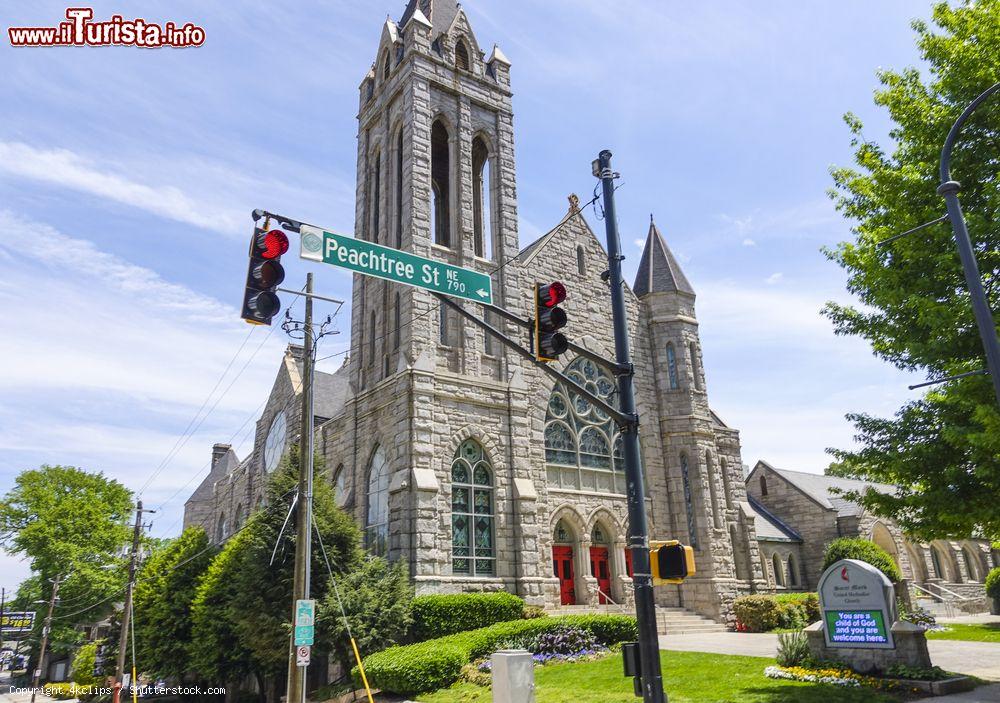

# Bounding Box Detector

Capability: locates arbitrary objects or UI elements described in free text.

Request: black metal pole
[937,81,1000,408]
[597,150,666,703]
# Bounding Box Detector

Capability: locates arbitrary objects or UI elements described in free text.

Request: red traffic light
[538,281,566,308]
[256,229,289,260]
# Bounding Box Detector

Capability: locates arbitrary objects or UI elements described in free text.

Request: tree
[190,447,362,702]
[316,557,413,675]
[0,466,133,660]
[824,0,1000,539]
[132,527,214,681]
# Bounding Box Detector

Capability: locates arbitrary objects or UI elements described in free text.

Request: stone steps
[545,605,728,634]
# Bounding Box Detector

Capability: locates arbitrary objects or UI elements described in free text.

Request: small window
[577,245,586,276]
[666,343,679,389]
[431,120,451,247]
[759,474,768,496]
[439,300,449,345]
[369,311,376,362]
[773,553,785,587]
[333,464,347,508]
[382,48,391,81]
[472,137,492,259]
[393,292,401,350]
[455,39,470,71]
[372,150,382,243]
[689,341,703,391]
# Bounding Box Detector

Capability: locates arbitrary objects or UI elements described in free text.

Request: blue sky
[0,0,934,588]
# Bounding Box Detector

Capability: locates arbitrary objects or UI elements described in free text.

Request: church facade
[184,0,994,625]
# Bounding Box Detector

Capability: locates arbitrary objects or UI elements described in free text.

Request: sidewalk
[658,631,1000,681]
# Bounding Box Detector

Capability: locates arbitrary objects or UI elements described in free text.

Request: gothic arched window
[759,474,768,496]
[706,450,721,529]
[381,48,391,81]
[365,447,390,555]
[680,453,698,548]
[773,553,785,587]
[395,128,404,248]
[234,503,245,530]
[452,439,494,576]
[216,512,227,542]
[431,120,451,247]
[455,39,470,71]
[372,150,382,242]
[333,463,347,508]
[666,343,679,389]
[544,357,624,493]
[577,245,586,276]
[690,341,703,391]
[472,136,492,259]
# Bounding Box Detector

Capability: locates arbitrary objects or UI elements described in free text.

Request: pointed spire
[633,216,694,297]
[400,0,459,36]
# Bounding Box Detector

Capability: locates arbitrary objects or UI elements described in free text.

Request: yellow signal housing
[650,540,696,585]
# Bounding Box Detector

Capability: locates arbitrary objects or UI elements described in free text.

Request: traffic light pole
[112,501,151,703]
[597,150,666,703]
[286,272,315,703]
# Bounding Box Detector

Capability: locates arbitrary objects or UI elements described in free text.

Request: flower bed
[764,664,904,691]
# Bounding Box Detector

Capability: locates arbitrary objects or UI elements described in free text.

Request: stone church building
[183,0,992,622]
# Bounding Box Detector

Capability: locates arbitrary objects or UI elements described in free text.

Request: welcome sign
[818,559,896,649]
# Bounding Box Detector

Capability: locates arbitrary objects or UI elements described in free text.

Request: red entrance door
[590,547,611,603]
[552,546,576,605]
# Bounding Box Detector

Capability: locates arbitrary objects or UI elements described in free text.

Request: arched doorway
[552,519,576,605]
[871,522,902,575]
[589,523,612,604]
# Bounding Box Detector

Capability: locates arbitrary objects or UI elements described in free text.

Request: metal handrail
[925,582,973,602]
[596,588,627,613]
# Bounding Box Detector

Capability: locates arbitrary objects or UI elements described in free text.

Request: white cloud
[765,272,784,285]
[0,141,246,235]
[742,238,756,247]
[0,212,292,545]
[634,238,645,248]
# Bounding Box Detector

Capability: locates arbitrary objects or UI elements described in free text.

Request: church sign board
[818,559,896,649]
[299,224,494,305]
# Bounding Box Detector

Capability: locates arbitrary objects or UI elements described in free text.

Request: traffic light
[534,281,568,361]
[241,226,289,325]
[650,540,696,585]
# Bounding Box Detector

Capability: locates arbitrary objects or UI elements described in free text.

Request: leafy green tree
[0,466,133,661]
[70,642,101,687]
[824,0,1000,539]
[316,557,413,674]
[133,527,214,681]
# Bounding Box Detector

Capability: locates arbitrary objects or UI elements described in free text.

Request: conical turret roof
[633,216,694,296]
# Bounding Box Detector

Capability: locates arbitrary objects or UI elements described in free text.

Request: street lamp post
[937,81,1000,407]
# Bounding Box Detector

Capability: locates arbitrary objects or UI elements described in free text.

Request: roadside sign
[294,599,315,645]
[1,611,35,633]
[296,645,310,667]
[299,224,494,305]
[818,559,896,649]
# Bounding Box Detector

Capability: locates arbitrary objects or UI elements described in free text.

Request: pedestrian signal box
[650,540,695,585]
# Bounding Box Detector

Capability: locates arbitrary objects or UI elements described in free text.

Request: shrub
[774,592,820,622]
[411,591,525,641]
[776,630,810,667]
[42,683,77,700]
[522,605,547,619]
[985,567,1000,600]
[822,538,902,583]
[70,642,101,687]
[359,614,636,694]
[733,595,780,632]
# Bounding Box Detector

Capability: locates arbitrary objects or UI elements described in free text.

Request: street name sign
[818,559,896,649]
[0,611,35,633]
[294,599,315,646]
[299,224,493,305]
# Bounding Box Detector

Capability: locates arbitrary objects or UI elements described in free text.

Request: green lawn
[926,622,1000,642]
[415,651,903,703]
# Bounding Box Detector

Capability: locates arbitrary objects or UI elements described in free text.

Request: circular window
[263,411,287,473]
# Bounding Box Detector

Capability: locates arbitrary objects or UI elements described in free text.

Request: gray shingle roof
[400,0,459,36]
[746,495,802,542]
[763,462,898,517]
[633,218,694,297]
[294,362,350,422]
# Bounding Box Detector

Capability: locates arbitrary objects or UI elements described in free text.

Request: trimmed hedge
[986,567,1000,600]
[359,614,637,694]
[822,538,902,583]
[410,591,525,641]
[733,593,820,632]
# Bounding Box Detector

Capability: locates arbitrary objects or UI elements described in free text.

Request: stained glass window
[666,343,679,389]
[452,439,494,576]
[365,447,389,556]
[681,453,698,549]
[544,357,625,493]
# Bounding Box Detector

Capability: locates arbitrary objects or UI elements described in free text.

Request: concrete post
[491,650,534,703]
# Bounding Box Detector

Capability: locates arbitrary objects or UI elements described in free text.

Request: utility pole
[596,150,667,703]
[113,501,152,703]
[286,272,315,703]
[30,576,60,703]
[937,81,1000,408]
